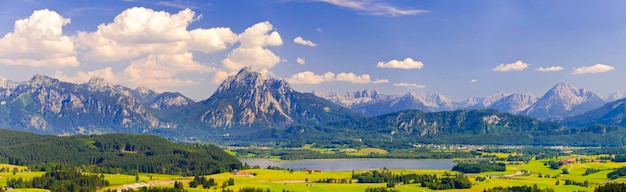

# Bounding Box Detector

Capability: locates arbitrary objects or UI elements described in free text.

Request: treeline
[365,187,399,192]
[452,161,506,173]
[0,129,241,175]
[7,170,109,192]
[596,182,626,192]
[351,170,471,190]
[315,178,351,183]
[482,184,555,192]
[608,167,626,179]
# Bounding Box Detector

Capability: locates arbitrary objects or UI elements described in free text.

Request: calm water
[240,159,454,171]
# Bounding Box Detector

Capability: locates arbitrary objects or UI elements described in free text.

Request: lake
[240,159,454,171]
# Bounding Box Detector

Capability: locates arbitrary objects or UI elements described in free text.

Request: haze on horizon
[0,0,624,101]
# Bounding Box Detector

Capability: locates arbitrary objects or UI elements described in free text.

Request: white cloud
[314,0,427,16]
[54,67,117,84]
[372,79,389,84]
[572,64,615,75]
[376,57,424,69]
[287,71,388,84]
[122,53,213,88]
[76,7,237,61]
[394,83,425,89]
[188,27,238,53]
[336,72,373,84]
[293,36,317,47]
[287,71,335,84]
[296,57,306,65]
[470,79,478,83]
[0,9,78,67]
[316,27,323,33]
[492,60,528,72]
[536,66,564,72]
[221,21,283,71]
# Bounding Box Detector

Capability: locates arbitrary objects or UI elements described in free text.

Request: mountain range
[315,82,614,121]
[1,67,626,145]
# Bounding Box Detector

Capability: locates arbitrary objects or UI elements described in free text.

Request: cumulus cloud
[372,79,389,84]
[470,79,478,83]
[376,57,424,69]
[122,53,213,88]
[54,67,117,84]
[294,36,317,47]
[76,7,237,61]
[221,21,283,72]
[0,9,78,67]
[572,64,615,75]
[336,72,374,84]
[394,83,425,89]
[296,57,306,65]
[313,0,427,16]
[287,71,388,84]
[287,71,335,84]
[493,60,528,72]
[536,66,564,72]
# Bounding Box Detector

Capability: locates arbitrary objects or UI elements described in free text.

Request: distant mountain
[487,93,537,114]
[312,89,392,108]
[606,91,626,102]
[0,75,174,134]
[562,98,626,127]
[456,91,512,110]
[317,90,535,117]
[350,92,454,116]
[172,67,357,129]
[522,82,606,120]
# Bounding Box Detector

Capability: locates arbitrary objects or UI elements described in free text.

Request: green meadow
[3,155,626,192]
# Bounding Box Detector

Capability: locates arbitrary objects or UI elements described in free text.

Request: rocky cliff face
[185,67,356,128]
[0,75,174,133]
[488,93,537,114]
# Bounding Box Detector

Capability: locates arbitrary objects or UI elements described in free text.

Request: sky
[0,0,625,101]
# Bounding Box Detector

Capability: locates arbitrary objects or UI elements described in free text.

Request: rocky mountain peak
[215,67,292,95]
[523,82,605,120]
[87,77,113,89]
[30,74,58,86]
[355,89,379,98]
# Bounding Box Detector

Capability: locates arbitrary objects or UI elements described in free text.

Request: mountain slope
[562,98,626,127]
[522,83,605,120]
[487,93,537,114]
[326,109,563,136]
[173,67,358,129]
[0,129,241,175]
[0,75,173,134]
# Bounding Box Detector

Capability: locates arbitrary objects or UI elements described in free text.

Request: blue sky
[0,0,625,101]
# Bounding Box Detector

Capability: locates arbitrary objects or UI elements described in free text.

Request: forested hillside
[0,129,241,175]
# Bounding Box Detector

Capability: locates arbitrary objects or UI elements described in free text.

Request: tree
[555,180,560,185]
[135,175,140,182]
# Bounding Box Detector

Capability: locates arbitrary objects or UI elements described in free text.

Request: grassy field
[3,154,626,192]
[0,164,49,191]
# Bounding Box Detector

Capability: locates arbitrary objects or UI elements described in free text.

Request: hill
[0,129,241,175]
